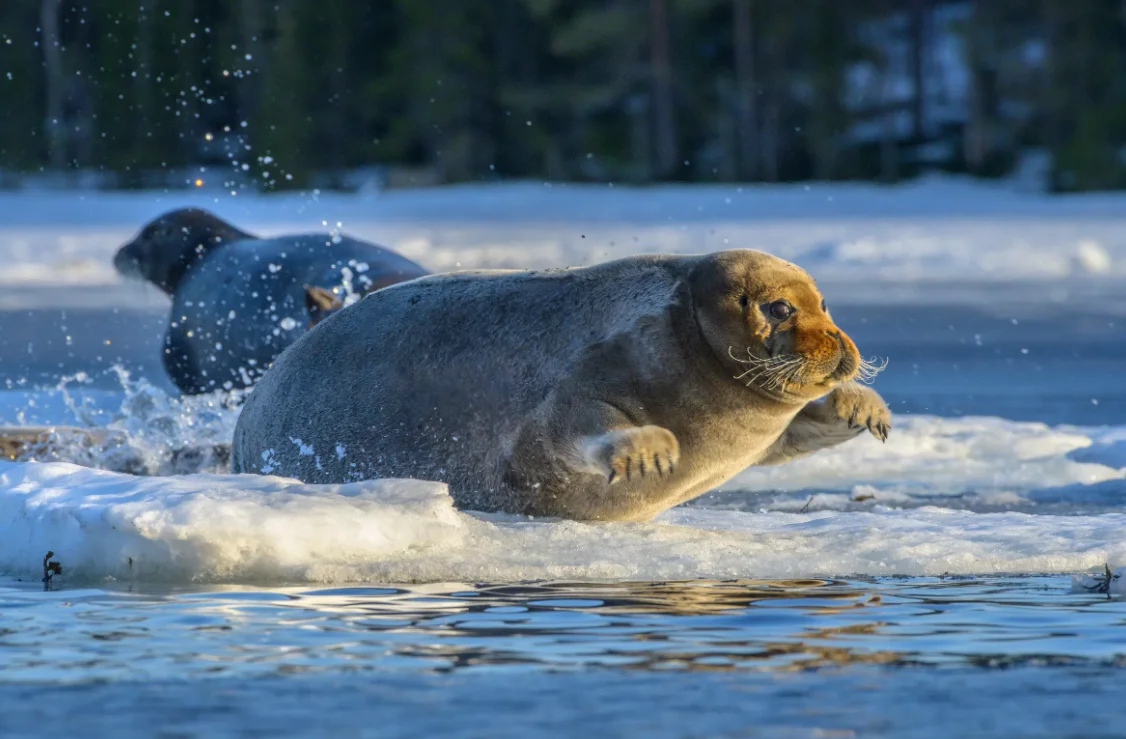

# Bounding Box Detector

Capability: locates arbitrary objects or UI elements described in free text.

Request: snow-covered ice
[0,459,1123,585]
[717,416,1126,512]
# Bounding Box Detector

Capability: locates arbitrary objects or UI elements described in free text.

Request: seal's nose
[113,245,142,278]
[828,329,860,381]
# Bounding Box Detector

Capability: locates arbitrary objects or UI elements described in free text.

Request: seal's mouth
[113,244,143,280]
[827,336,858,382]
[729,342,884,400]
[822,333,887,386]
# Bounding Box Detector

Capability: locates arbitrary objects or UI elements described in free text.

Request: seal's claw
[595,425,680,485]
[828,382,892,444]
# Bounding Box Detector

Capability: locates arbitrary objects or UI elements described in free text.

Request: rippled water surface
[3,576,1126,737]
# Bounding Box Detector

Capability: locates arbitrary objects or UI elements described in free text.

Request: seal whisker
[732,349,792,382]
[785,360,807,384]
[744,359,791,387]
[746,365,781,388]
[763,363,789,390]
[742,366,773,387]
[764,357,804,390]
[734,365,765,381]
[772,359,807,391]
[728,346,776,367]
[854,356,888,384]
[736,362,787,382]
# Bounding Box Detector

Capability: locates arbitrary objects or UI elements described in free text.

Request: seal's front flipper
[826,382,891,442]
[757,382,891,467]
[581,425,680,484]
[304,285,344,328]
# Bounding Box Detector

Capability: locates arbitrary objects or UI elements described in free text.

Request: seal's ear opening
[305,285,344,328]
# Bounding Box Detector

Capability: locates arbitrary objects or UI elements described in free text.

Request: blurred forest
[1,0,1125,191]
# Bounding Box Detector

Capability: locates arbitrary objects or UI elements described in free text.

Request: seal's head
[114,208,252,294]
[690,249,873,403]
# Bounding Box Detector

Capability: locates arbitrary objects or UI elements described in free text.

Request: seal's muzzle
[113,243,143,279]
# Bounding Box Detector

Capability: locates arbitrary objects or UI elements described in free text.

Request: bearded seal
[113,208,428,394]
[231,250,889,521]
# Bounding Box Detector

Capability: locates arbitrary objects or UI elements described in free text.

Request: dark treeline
[2,0,1125,191]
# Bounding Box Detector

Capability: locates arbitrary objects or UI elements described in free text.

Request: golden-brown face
[690,250,864,403]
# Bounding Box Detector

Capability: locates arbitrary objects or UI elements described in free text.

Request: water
[2,576,1126,737]
[1,294,1125,735]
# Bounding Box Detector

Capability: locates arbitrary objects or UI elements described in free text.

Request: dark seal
[114,208,428,394]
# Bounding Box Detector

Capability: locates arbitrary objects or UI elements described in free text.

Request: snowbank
[718,415,1126,512]
[1,459,1123,585]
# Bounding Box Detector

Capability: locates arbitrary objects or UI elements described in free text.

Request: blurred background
[3,0,1126,192]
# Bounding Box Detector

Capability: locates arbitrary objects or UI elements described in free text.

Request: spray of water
[5,366,245,476]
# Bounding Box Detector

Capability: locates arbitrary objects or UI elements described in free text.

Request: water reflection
[1,576,1124,684]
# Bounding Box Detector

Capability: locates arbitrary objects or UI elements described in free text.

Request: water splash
[3,366,243,476]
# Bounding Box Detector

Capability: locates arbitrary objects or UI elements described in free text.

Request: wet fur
[113,208,428,394]
[232,250,889,521]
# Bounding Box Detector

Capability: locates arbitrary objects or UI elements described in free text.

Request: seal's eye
[767,300,793,320]
[739,295,749,309]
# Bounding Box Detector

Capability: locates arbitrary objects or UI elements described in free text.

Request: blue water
[1,302,1125,737]
[2,576,1126,738]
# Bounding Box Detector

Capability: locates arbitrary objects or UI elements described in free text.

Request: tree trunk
[1041,0,1063,189]
[716,79,737,181]
[733,0,756,180]
[880,72,899,183]
[760,26,781,181]
[629,94,652,183]
[909,0,928,142]
[814,135,838,181]
[40,0,65,170]
[238,0,266,128]
[326,3,351,177]
[762,96,779,181]
[174,1,198,164]
[135,0,154,131]
[962,0,984,171]
[649,0,678,178]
